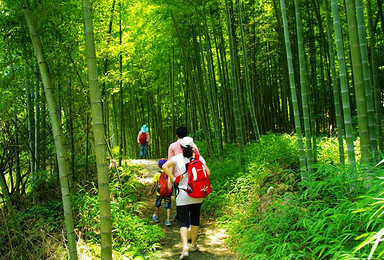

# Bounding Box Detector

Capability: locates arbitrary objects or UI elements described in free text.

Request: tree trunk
[119,4,124,165]
[20,0,78,258]
[280,0,306,178]
[356,0,377,156]
[331,0,356,167]
[345,0,371,163]
[237,0,260,141]
[295,0,313,174]
[367,0,383,152]
[325,1,345,164]
[14,106,21,194]
[82,0,113,258]
[26,81,35,184]
[226,0,245,165]
[203,13,223,155]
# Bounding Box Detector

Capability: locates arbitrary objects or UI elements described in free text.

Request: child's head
[158,159,167,169]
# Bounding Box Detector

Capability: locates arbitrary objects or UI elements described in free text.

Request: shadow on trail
[130,159,237,260]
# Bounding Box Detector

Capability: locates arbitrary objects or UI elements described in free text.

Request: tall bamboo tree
[280,0,306,177]
[225,0,245,165]
[26,81,35,184]
[367,0,383,151]
[190,24,213,155]
[356,0,377,156]
[325,1,345,164]
[237,0,260,141]
[331,0,356,166]
[119,3,124,165]
[202,12,223,155]
[294,0,313,174]
[345,0,371,163]
[20,0,78,258]
[82,0,113,258]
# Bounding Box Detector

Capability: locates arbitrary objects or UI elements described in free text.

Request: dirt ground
[130,159,238,260]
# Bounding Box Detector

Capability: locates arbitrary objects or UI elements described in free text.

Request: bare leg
[180,227,189,250]
[166,208,171,221]
[190,225,199,245]
[155,207,159,217]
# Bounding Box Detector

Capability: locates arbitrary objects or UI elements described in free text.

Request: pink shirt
[168,139,199,175]
[168,139,199,159]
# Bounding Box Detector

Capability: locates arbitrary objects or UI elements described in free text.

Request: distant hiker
[148,159,172,226]
[137,124,151,159]
[167,126,199,221]
[163,137,211,259]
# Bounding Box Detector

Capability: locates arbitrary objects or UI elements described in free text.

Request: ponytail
[182,147,193,158]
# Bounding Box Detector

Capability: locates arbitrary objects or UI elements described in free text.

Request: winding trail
[130,159,237,260]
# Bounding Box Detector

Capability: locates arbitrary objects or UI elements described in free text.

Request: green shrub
[317,137,344,165]
[316,137,361,165]
[224,162,384,259]
[204,134,382,259]
[246,133,299,169]
[73,163,165,258]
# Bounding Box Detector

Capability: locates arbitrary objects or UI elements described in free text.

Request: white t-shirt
[171,153,206,206]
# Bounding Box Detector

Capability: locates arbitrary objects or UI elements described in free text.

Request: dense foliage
[204,134,384,259]
[0,162,164,259]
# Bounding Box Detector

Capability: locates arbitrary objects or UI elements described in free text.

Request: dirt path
[130,159,237,260]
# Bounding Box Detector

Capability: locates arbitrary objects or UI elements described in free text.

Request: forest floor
[129,159,238,260]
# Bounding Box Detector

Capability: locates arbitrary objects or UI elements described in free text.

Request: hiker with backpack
[148,159,173,226]
[137,124,151,159]
[162,137,211,259]
[168,126,199,159]
[168,126,199,222]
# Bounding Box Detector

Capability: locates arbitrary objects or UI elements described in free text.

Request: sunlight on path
[129,159,237,260]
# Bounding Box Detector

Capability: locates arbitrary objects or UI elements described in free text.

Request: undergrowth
[204,133,384,260]
[0,161,164,259]
[2,133,384,259]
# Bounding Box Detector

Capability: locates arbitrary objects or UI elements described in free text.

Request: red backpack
[175,154,211,198]
[139,132,147,144]
[157,171,173,197]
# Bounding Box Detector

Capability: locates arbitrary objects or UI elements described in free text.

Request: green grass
[203,133,384,260]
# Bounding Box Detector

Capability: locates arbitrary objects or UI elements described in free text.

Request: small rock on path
[129,159,238,260]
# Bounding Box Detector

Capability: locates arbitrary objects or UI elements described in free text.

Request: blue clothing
[155,196,172,209]
[140,142,148,159]
[141,125,149,133]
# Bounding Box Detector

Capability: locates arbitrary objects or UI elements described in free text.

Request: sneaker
[165,220,171,226]
[174,214,179,221]
[152,214,159,223]
[180,249,189,259]
[190,244,199,252]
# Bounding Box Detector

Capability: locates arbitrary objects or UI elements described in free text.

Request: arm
[137,132,141,144]
[148,181,157,197]
[204,164,211,177]
[147,132,151,145]
[162,160,176,183]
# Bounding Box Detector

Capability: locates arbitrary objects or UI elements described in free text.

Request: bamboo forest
[1,0,384,259]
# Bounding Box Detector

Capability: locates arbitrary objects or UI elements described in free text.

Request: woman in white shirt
[162,137,211,259]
